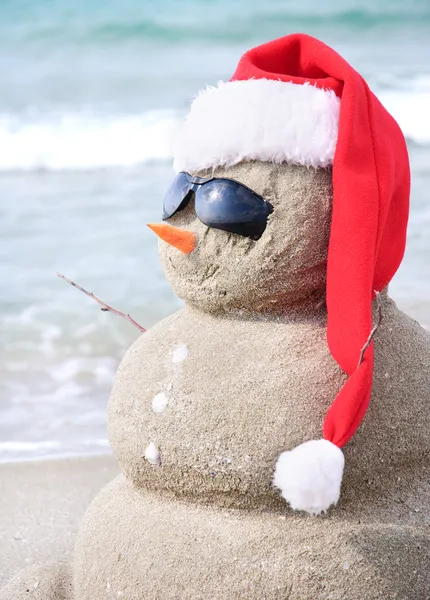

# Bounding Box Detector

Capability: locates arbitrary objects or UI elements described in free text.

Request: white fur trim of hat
[173,79,340,173]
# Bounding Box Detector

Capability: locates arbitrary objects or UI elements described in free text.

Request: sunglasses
[162,172,274,241]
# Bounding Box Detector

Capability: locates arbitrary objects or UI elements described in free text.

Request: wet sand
[0,455,118,587]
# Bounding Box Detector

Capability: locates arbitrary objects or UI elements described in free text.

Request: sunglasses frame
[181,172,266,198]
[162,172,274,240]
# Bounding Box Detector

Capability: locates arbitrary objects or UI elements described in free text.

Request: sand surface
[0,455,119,587]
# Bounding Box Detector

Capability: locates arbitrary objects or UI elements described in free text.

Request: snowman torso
[108,306,346,509]
[107,296,430,512]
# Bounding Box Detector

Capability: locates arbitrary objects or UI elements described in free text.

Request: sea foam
[0,109,181,171]
[0,79,428,172]
[378,76,430,146]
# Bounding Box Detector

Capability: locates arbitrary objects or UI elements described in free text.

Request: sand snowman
[2,33,430,600]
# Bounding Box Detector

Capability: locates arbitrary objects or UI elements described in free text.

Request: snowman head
[150,160,333,315]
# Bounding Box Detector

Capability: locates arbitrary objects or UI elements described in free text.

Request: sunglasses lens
[196,180,272,240]
[162,172,192,220]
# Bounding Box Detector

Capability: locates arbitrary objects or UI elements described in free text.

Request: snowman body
[69,164,430,600]
[71,305,430,600]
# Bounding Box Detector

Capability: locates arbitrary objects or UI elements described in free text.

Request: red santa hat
[173,33,410,514]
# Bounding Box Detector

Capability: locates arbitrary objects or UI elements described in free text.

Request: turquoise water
[1,0,429,461]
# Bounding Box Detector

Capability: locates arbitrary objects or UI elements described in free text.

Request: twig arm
[56,272,146,333]
[357,291,383,367]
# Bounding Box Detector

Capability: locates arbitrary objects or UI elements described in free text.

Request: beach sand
[0,455,118,587]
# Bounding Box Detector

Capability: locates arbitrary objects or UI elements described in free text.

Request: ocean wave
[0,440,61,452]
[0,82,429,172]
[378,81,430,147]
[0,109,181,171]
[0,439,111,463]
[90,10,430,44]
[7,8,430,46]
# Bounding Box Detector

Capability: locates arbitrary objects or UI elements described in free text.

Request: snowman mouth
[162,172,273,241]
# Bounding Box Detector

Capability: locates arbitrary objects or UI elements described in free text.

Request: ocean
[1,0,429,462]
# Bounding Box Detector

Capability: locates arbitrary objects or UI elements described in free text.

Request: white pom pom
[273,439,344,515]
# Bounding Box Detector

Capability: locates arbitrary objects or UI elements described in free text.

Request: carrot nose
[147,223,197,254]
